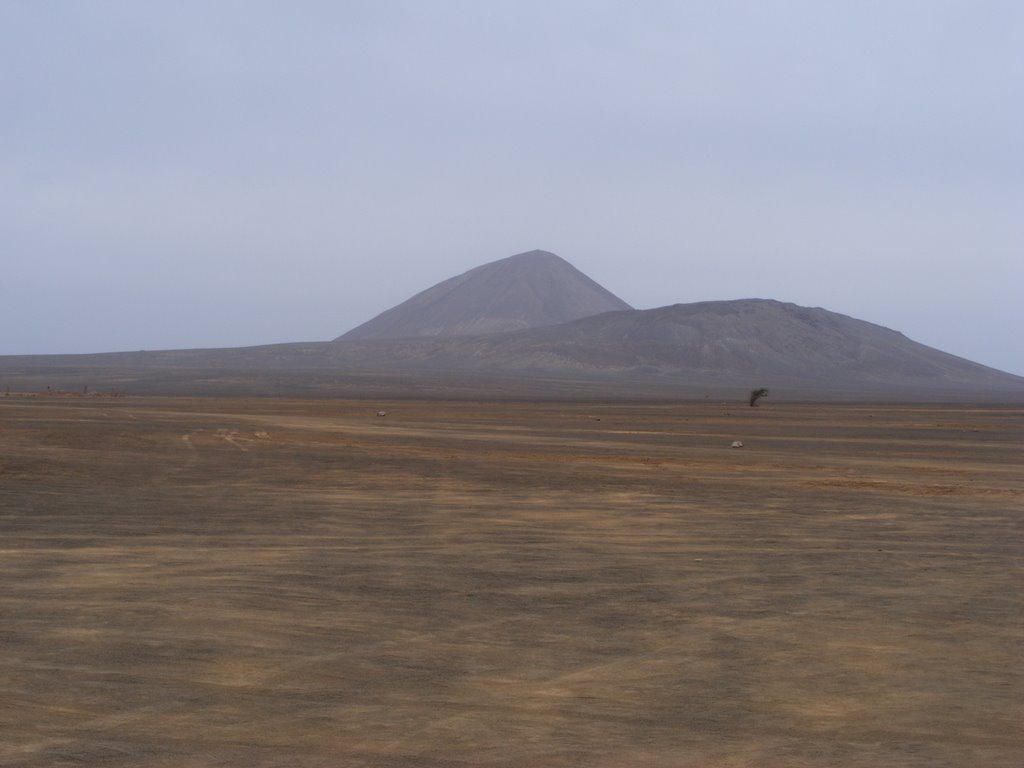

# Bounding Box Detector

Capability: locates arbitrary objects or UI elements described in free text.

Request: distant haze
[2,2,1021,375]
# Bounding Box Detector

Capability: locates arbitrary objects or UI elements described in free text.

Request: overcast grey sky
[3,1,1021,374]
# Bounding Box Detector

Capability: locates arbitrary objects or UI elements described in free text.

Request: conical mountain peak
[338,250,632,341]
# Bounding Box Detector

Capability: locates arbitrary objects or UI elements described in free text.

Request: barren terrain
[1,396,1021,766]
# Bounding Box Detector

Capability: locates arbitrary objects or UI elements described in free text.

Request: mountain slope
[338,250,633,340]
[2,299,1021,399]
[327,299,1024,396]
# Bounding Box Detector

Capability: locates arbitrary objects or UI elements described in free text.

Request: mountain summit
[338,250,633,340]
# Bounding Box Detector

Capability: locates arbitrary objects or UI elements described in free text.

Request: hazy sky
[3,1,1022,374]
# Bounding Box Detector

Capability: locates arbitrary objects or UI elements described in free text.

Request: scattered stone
[376,411,387,417]
[730,440,744,448]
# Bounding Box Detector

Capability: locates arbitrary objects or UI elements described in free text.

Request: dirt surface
[1,396,1021,767]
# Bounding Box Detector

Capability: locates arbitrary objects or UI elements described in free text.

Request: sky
[2,1,1022,375]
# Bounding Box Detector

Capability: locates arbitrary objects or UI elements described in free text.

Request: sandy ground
[0,396,1021,767]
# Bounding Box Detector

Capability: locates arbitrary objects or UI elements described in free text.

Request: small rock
[730,440,744,448]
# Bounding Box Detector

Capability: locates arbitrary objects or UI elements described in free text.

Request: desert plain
[0,394,1021,767]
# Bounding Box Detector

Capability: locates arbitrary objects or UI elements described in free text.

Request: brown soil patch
[1,398,1021,766]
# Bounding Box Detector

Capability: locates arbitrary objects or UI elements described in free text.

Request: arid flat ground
[1,396,1021,767]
